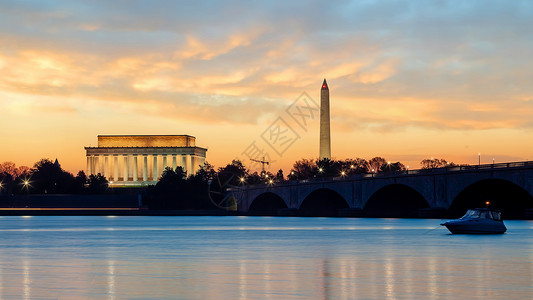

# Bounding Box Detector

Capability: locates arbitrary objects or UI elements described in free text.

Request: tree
[368,157,387,173]
[194,162,216,182]
[73,171,88,194]
[0,161,30,179]
[316,158,340,177]
[290,158,317,180]
[382,162,406,173]
[340,158,369,175]
[420,158,455,169]
[246,172,263,185]
[30,158,75,194]
[275,169,285,182]
[217,160,248,186]
[87,173,108,194]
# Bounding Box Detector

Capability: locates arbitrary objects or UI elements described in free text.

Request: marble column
[143,155,148,182]
[133,155,138,182]
[87,156,91,175]
[113,155,119,182]
[92,156,98,175]
[123,155,129,182]
[172,155,177,170]
[153,155,158,181]
[89,156,94,175]
[104,155,109,178]
[182,155,188,175]
[162,155,168,172]
[99,156,104,175]
[190,155,196,175]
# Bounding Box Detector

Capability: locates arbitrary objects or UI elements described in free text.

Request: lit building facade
[85,135,207,186]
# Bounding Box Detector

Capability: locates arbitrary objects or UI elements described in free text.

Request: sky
[1,0,533,174]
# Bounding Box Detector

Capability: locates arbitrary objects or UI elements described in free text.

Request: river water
[0,216,532,299]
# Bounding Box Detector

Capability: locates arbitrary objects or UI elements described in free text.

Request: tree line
[1,157,463,209]
[0,159,107,195]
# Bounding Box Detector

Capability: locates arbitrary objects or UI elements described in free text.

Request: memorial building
[85,135,207,186]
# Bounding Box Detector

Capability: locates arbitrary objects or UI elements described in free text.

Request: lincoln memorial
[85,135,207,186]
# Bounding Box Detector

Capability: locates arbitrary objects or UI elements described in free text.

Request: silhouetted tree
[217,160,248,186]
[30,159,76,194]
[381,161,406,173]
[87,173,108,194]
[368,157,387,173]
[290,158,317,179]
[275,169,284,182]
[0,172,14,196]
[73,171,88,193]
[342,158,370,175]
[194,162,216,181]
[246,172,263,185]
[316,158,341,177]
[420,158,456,169]
[0,161,23,178]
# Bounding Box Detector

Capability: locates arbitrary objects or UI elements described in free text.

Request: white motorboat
[441,208,507,234]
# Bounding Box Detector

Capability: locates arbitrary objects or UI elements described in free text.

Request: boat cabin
[461,208,502,221]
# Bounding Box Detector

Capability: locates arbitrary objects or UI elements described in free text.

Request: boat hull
[442,220,507,234]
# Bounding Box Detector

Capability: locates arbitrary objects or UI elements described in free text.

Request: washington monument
[319,79,331,159]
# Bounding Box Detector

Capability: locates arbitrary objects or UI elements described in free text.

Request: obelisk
[319,79,331,160]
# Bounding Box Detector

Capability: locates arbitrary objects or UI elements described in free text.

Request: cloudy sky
[1,0,533,174]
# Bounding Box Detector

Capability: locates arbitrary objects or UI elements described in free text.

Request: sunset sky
[1,0,533,174]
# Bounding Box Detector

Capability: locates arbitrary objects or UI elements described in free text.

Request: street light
[22,179,30,193]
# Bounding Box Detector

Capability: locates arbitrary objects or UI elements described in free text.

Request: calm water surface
[0,216,532,299]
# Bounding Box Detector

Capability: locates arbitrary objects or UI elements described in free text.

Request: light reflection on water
[0,216,532,299]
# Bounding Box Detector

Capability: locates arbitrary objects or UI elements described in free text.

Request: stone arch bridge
[234,162,533,218]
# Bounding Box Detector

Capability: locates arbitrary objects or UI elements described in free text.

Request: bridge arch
[449,178,533,219]
[364,184,429,217]
[248,192,288,215]
[299,188,349,216]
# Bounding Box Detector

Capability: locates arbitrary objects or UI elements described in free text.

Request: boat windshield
[461,209,494,220]
[491,211,502,221]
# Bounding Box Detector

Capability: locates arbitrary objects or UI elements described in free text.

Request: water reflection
[23,259,30,300]
[0,217,531,299]
[108,259,116,300]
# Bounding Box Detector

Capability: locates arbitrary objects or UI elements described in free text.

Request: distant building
[85,135,207,186]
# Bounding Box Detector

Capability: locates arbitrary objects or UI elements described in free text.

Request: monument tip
[321,78,328,90]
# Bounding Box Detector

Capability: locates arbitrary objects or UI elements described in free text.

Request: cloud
[1,0,533,133]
